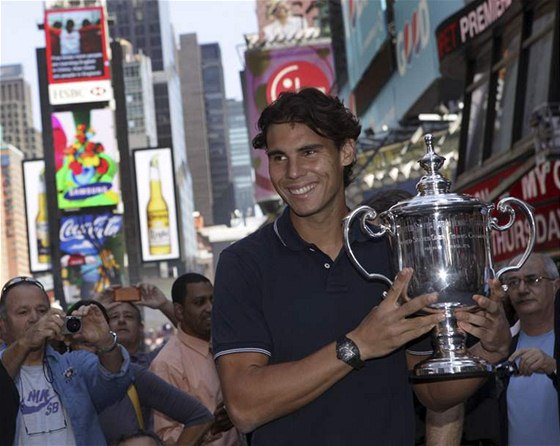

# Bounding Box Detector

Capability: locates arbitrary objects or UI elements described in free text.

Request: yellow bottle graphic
[36,169,50,264]
[147,155,171,255]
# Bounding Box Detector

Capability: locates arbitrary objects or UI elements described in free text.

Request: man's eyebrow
[267,144,323,157]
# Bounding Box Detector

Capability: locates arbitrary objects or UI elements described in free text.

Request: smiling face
[175,281,213,341]
[0,284,50,345]
[266,122,354,223]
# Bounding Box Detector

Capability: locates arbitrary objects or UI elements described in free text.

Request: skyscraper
[0,64,43,159]
[200,43,235,225]
[0,131,31,284]
[107,0,197,270]
[178,33,214,226]
[226,99,255,217]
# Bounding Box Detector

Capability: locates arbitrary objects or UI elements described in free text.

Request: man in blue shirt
[212,88,512,445]
[0,276,132,445]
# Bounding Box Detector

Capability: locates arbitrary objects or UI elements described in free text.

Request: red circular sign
[266,61,331,104]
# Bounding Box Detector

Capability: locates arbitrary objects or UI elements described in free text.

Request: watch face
[337,340,357,361]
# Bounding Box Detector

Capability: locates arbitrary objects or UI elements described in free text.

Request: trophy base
[411,355,493,382]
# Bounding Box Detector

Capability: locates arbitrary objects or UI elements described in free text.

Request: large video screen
[23,159,51,273]
[51,106,120,210]
[44,6,110,84]
[133,147,181,262]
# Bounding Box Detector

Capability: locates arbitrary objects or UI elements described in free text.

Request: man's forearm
[97,334,124,373]
[1,339,34,378]
[217,342,354,433]
[426,404,464,446]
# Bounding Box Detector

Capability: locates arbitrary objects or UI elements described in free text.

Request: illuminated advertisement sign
[45,6,112,104]
[23,159,51,273]
[52,107,120,210]
[59,212,124,302]
[244,44,335,202]
[258,0,322,41]
[342,0,387,90]
[461,160,560,262]
[133,147,180,262]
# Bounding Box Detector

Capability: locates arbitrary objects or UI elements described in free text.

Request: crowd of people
[1,89,558,445]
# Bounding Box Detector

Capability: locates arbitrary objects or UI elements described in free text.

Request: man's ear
[173,303,184,323]
[340,139,356,167]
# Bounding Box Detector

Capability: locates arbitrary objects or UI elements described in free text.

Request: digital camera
[63,316,82,335]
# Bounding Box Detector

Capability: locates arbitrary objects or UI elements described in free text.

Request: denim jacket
[4,345,132,446]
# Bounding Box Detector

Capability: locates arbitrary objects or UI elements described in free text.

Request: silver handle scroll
[342,205,393,287]
[490,197,537,279]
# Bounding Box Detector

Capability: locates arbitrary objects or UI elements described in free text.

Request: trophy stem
[412,305,493,381]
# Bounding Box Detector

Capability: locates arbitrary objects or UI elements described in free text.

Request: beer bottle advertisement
[133,147,180,262]
[22,159,52,272]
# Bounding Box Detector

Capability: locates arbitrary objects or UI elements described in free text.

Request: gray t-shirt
[17,365,76,446]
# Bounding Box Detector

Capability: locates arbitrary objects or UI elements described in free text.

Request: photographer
[0,276,132,445]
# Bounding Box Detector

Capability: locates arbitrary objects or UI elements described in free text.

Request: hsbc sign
[48,80,113,105]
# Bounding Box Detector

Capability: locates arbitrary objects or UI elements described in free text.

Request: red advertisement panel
[44,6,110,84]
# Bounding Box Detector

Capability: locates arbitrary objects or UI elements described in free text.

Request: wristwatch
[96,331,118,355]
[336,335,365,370]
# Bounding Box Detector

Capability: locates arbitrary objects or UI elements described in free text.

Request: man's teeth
[290,184,315,195]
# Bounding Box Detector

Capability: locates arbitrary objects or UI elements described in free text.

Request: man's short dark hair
[252,88,361,187]
[171,273,211,305]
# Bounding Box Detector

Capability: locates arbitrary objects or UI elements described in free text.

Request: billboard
[44,6,112,104]
[59,212,124,302]
[23,159,51,273]
[342,0,388,91]
[52,107,120,210]
[244,44,335,202]
[257,0,322,42]
[133,148,180,262]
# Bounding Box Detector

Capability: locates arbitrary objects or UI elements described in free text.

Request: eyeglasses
[502,275,554,290]
[1,276,45,300]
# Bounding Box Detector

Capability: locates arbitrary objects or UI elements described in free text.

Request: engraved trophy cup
[343,134,536,380]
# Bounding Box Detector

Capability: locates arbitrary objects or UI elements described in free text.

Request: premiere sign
[436,0,514,61]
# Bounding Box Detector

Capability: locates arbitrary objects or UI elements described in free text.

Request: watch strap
[96,331,118,355]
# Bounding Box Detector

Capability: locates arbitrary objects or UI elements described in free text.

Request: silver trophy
[343,134,536,380]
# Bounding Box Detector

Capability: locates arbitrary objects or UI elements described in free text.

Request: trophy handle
[342,206,393,287]
[490,197,537,279]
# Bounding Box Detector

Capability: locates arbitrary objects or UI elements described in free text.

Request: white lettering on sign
[521,160,560,201]
[459,0,512,43]
[60,216,121,242]
[492,208,560,256]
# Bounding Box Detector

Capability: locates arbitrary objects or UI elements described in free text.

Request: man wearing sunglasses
[500,253,560,445]
[0,276,132,445]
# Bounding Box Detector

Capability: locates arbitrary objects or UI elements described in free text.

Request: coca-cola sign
[59,213,122,255]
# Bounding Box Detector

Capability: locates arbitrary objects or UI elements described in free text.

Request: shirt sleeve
[212,247,273,360]
[134,365,213,428]
[150,352,192,443]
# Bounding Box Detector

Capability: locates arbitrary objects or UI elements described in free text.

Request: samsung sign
[437,0,514,61]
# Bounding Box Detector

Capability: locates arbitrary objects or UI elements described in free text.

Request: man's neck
[520,316,553,336]
[23,347,44,366]
[290,204,348,261]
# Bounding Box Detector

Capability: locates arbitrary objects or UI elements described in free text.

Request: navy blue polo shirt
[213,208,415,446]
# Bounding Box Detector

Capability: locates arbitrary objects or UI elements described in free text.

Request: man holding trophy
[212,88,519,444]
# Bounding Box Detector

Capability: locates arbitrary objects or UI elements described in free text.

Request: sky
[0,0,259,129]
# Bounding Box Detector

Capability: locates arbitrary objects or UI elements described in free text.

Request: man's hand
[509,348,556,376]
[135,283,167,309]
[455,279,511,360]
[349,268,443,360]
[211,402,234,435]
[94,285,119,307]
[70,304,113,350]
[21,308,65,350]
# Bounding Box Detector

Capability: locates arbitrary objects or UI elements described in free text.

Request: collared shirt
[150,327,241,446]
[2,345,132,446]
[213,207,415,445]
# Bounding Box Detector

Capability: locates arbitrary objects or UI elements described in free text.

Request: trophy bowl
[343,134,536,381]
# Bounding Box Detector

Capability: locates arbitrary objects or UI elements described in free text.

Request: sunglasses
[1,276,45,300]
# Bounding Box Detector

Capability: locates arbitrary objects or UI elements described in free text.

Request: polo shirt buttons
[324,263,331,269]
